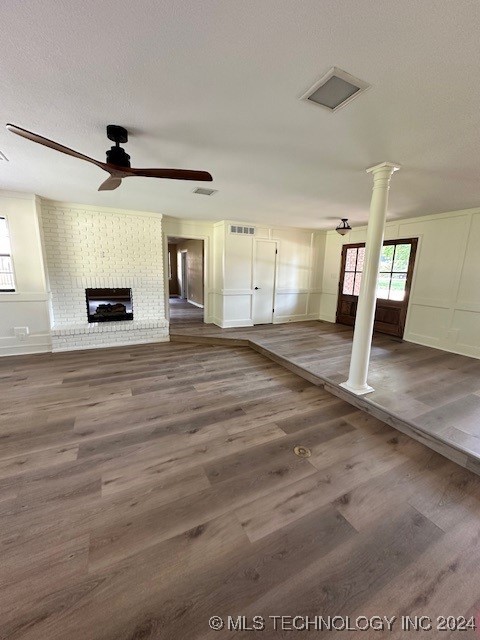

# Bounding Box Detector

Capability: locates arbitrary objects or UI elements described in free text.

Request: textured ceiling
[1,0,480,228]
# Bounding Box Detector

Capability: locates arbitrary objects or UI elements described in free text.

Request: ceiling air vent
[230,225,255,236]
[193,187,217,196]
[300,67,370,112]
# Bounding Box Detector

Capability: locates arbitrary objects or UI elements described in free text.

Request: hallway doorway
[167,237,205,327]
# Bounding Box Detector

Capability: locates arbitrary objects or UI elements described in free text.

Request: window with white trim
[0,217,15,292]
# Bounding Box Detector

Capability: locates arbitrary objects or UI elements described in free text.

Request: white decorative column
[340,162,401,395]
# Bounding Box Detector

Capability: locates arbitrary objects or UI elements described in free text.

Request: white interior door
[252,240,276,325]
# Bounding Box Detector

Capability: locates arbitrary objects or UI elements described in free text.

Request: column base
[339,381,375,396]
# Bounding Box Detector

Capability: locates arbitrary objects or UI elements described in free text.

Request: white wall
[273,226,323,324]
[41,201,168,351]
[0,191,51,355]
[213,221,321,328]
[5,194,476,359]
[163,217,321,329]
[319,208,480,359]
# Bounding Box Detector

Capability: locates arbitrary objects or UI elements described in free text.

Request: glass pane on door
[393,244,411,272]
[356,247,365,271]
[379,245,394,271]
[353,273,362,296]
[343,272,354,295]
[389,273,407,300]
[377,274,390,299]
[345,247,357,270]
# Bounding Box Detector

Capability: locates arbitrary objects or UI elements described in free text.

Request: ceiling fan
[6,123,213,191]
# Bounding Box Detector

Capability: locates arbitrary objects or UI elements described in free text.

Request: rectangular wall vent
[193,187,217,196]
[300,67,370,112]
[230,225,255,236]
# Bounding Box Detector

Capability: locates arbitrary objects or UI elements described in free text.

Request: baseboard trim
[273,314,319,324]
[187,299,204,309]
[319,314,336,323]
[0,334,52,357]
[0,343,52,357]
[211,318,254,329]
[405,333,480,359]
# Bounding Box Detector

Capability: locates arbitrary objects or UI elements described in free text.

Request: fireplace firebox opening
[86,288,133,323]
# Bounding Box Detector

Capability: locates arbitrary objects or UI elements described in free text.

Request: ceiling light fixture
[336,219,352,236]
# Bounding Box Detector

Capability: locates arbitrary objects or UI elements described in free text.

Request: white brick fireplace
[40,202,168,351]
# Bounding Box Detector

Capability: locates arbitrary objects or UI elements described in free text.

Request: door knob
[254,286,260,290]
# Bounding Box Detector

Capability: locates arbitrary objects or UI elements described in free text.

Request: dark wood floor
[169,297,203,326]
[170,320,480,473]
[1,341,480,638]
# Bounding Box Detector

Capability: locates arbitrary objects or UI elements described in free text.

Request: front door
[336,238,417,338]
[252,240,277,325]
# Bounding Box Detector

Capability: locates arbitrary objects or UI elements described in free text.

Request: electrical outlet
[14,327,29,341]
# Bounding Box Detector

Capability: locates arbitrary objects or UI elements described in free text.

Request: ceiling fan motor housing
[106,145,131,168]
[106,124,130,167]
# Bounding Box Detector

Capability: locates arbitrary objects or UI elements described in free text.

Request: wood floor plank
[170,314,480,467]
[0,444,79,479]
[1,337,479,639]
[232,504,443,635]
[204,416,354,485]
[358,526,480,640]
[166,505,357,640]
[1,514,248,640]
[236,434,425,542]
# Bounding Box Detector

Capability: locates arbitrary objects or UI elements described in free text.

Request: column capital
[366,161,401,175]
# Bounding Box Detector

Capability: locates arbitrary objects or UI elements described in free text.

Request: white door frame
[163,233,210,324]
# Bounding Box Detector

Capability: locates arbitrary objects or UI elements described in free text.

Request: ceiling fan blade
[127,168,213,182]
[6,123,108,171]
[98,176,122,191]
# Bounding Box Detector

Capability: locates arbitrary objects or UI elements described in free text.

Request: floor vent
[293,445,312,458]
[230,225,255,236]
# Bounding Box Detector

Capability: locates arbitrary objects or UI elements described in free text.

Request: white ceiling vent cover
[230,225,255,236]
[300,67,370,112]
[193,187,217,196]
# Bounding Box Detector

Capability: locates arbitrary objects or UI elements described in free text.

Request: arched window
[0,217,15,292]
